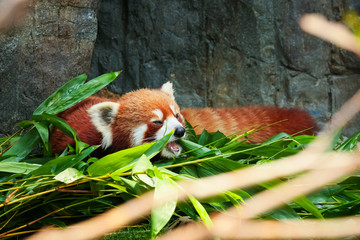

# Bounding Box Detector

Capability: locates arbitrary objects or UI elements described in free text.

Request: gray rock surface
[2,0,360,137]
[0,0,100,136]
[89,0,360,136]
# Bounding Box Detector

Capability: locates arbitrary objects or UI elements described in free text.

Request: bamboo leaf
[33,73,88,115]
[17,120,34,129]
[0,161,41,174]
[87,142,155,177]
[177,202,199,221]
[151,177,178,238]
[46,72,120,115]
[336,129,360,151]
[1,128,40,159]
[33,122,50,151]
[113,176,148,196]
[109,131,174,177]
[179,138,213,156]
[33,72,120,116]
[261,180,323,219]
[198,129,211,146]
[32,114,89,153]
[265,205,301,220]
[188,194,213,228]
[54,168,85,184]
[132,154,154,187]
[144,129,174,159]
[32,146,98,175]
[293,196,324,219]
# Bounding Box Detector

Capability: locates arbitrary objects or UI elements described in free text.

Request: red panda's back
[181,106,317,143]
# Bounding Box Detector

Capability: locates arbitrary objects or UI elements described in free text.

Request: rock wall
[0,0,100,136]
[89,0,360,135]
[1,0,360,137]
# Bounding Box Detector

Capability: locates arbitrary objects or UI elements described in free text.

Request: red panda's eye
[153,120,163,125]
[175,113,180,119]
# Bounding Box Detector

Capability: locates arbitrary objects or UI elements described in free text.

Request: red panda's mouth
[166,141,181,153]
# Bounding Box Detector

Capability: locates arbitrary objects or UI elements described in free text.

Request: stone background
[0,0,100,136]
[1,0,360,137]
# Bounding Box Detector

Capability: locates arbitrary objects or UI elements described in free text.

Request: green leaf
[153,166,164,179]
[32,114,89,153]
[202,158,246,173]
[109,131,174,177]
[151,177,178,238]
[33,73,88,115]
[132,154,154,187]
[265,205,301,220]
[87,142,155,177]
[198,129,211,146]
[1,128,40,159]
[261,179,323,219]
[184,120,198,143]
[336,129,360,151]
[307,185,348,203]
[188,194,213,228]
[143,129,174,159]
[210,131,230,148]
[177,202,199,221]
[107,182,128,193]
[293,195,324,219]
[54,168,85,184]
[262,132,292,144]
[179,138,213,157]
[225,191,245,206]
[17,120,35,129]
[39,218,67,228]
[33,72,121,115]
[33,122,50,151]
[198,130,230,148]
[113,176,148,196]
[0,161,41,174]
[32,146,98,175]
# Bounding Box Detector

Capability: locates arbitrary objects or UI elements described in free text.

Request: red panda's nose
[174,126,186,138]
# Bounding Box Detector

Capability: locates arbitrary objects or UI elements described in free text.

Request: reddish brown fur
[181,106,317,143]
[51,86,317,155]
[111,88,182,147]
[50,89,181,154]
[51,97,114,153]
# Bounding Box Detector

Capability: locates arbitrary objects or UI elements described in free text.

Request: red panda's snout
[130,109,186,158]
[160,125,186,158]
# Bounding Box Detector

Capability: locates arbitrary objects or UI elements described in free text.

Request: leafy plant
[1,72,360,239]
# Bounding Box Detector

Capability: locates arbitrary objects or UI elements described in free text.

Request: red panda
[50,82,317,158]
[181,106,316,143]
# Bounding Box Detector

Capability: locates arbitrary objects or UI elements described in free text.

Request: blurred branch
[0,0,28,30]
[300,14,360,56]
[161,216,360,240]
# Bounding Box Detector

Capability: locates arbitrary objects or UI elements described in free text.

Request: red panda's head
[87,82,186,158]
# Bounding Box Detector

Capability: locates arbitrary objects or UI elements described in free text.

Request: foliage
[1,72,360,239]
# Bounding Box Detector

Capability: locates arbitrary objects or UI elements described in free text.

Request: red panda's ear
[160,81,175,100]
[87,102,119,149]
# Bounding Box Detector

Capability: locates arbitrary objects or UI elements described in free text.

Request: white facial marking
[155,116,185,142]
[132,124,148,146]
[87,102,119,149]
[169,105,176,115]
[152,109,163,121]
